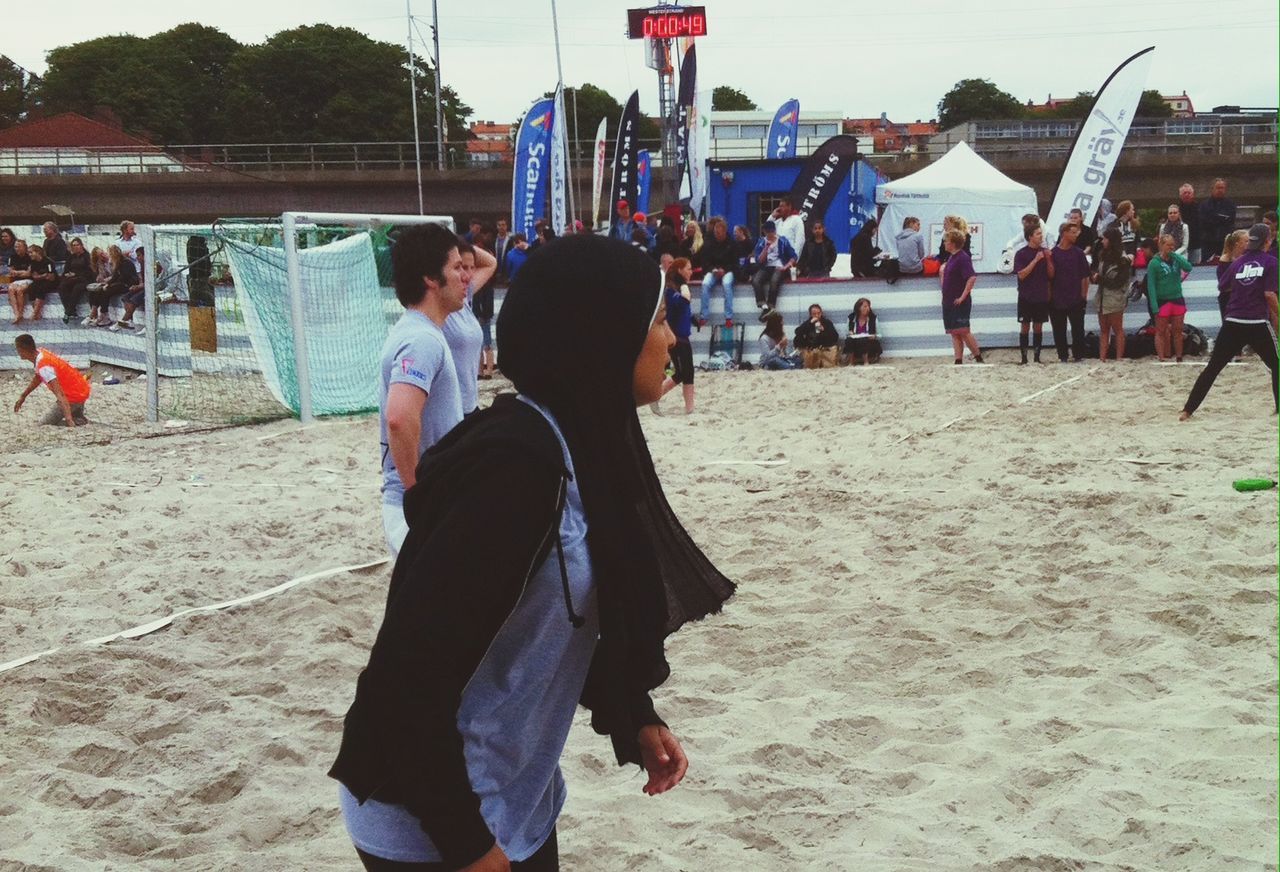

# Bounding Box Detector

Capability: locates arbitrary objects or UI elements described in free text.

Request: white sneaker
[81,315,95,326]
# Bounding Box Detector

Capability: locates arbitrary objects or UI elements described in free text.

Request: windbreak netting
[150,220,400,425]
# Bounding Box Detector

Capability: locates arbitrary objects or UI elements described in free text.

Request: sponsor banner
[850,160,887,237]
[767,98,800,160]
[591,117,607,229]
[637,150,652,214]
[675,45,697,189]
[550,84,568,235]
[609,91,641,234]
[512,96,556,238]
[785,135,860,231]
[688,88,712,219]
[1046,46,1155,227]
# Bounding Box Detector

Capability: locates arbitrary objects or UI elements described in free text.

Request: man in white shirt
[768,197,806,264]
[116,220,142,269]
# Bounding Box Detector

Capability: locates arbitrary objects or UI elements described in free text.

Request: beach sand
[1,355,1275,871]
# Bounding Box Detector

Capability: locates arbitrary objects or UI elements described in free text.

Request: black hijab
[497,235,735,695]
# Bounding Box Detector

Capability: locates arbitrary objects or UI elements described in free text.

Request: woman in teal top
[1146,233,1193,361]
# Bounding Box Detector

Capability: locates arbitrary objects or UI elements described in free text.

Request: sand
[0,354,1276,871]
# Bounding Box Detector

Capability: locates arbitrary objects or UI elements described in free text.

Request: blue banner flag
[512,97,556,238]
[767,98,801,160]
[637,149,652,214]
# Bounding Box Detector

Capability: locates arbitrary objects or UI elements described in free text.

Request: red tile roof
[0,113,155,148]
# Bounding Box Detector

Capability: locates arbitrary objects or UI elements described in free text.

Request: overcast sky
[10,0,1279,130]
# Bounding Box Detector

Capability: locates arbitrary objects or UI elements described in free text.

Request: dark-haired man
[12,333,90,427]
[1199,179,1237,262]
[750,220,797,321]
[768,197,806,264]
[379,223,468,555]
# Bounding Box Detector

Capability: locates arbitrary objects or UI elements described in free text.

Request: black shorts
[670,339,695,385]
[1017,299,1049,324]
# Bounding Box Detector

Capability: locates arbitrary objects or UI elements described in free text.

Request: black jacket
[847,312,877,336]
[794,316,839,349]
[697,235,737,273]
[850,232,881,276]
[330,396,663,868]
[799,236,837,276]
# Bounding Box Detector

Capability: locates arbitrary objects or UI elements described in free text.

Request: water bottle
[1232,478,1276,492]
[103,375,120,385]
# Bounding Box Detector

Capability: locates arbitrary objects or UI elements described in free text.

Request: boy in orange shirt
[13,334,90,427]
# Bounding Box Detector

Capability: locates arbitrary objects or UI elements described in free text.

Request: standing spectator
[884,217,926,284]
[697,217,737,327]
[679,220,703,263]
[1158,204,1190,259]
[798,220,837,278]
[1049,222,1091,362]
[492,218,513,282]
[57,238,92,323]
[793,303,840,368]
[83,247,113,326]
[1092,228,1131,362]
[1180,224,1278,419]
[40,222,69,264]
[750,220,797,321]
[462,218,482,244]
[471,232,499,380]
[0,227,15,262]
[1198,178,1237,262]
[1068,207,1098,256]
[1176,183,1201,263]
[447,239,498,414]
[1260,210,1278,255]
[844,297,882,365]
[117,221,142,269]
[1215,230,1250,323]
[609,200,637,243]
[1094,199,1118,236]
[656,258,696,414]
[504,233,530,283]
[757,311,799,369]
[939,229,983,364]
[1146,233,1194,362]
[935,215,971,264]
[12,333,91,427]
[767,197,806,263]
[6,239,32,325]
[1013,224,1053,364]
[652,224,681,261]
[24,246,59,322]
[1114,200,1140,257]
[848,219,882,278]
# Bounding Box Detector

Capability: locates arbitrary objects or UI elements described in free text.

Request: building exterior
[466,121,514,165]
[1161,91,1195,117]
[708,110,843,161]
[0,113,184,174]
[844,114,938,154]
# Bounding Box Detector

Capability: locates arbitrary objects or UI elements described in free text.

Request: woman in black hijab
[330,235,735,871]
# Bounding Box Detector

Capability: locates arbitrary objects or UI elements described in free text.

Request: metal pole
[281,212,314,423]
[550,0,575,223]
[406,0,425,214]
[432,0,444,171]
[572,85,582,225]
[141,224,159,424]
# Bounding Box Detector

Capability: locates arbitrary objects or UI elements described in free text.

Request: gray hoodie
[895,228,926,273]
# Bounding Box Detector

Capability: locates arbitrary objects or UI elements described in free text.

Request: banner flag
[512,96,556,238]
[767,98,801,160]
[688,88,712,219]
[785,135,860,232]
[1045,47,1155,228]
[609,90,641,234]
[591,117,607,229]
[550,84,568,235]
[637,150,652,214]
[675,45,697,189]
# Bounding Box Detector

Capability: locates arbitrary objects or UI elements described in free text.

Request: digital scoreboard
[626,6,708,39]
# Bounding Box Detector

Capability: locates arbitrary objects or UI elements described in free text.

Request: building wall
[706,158,856,251]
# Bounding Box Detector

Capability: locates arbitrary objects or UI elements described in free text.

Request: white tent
[876,141,1038,273]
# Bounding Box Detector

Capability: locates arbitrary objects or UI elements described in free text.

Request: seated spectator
[12,333,91,427]
[91,245,138,327]
[83,247,113,326]
[849,218,882,277]
[109,249,149,333]
[883,217,926,284]
[6,239,33,325]
[57,238,93,323]
[697,217,737,327]
[757,310,799,369]
[679,220,703,263]
[41,222,69,264]
[844,297,882,364]
[794,303,840,368]
[798,220,837,278]
[503,233,530,282]
[653,223,681,261]
[0,227,15,262]
[750,220,797,321]
[1157,204,1189,259]
[935,215,972,264]
[25,246,59,322]
[731,225,755,284]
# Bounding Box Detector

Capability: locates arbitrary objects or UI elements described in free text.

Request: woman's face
[1167,206,1180,222]
[14,240,26,256]
[713,223,728,241]
[71,240,84,253]
[459,251,475,286]
[1159,236,1175,256]
[632,300,675,406]
[0,231,12,247]
[1231,238,1249,259]
[679,262,693,282]
[734,227,748,242]
[1030,228,1044,248]
[858,300,870,316]
[685,223,696,239]
[30,248,44,261]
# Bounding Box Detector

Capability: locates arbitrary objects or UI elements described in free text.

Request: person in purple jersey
[1180,224,1279,420]
[939,229,983,364]
[1216,230,1250,321]
[1048,223,1091,362]
[1013,223,1053,364]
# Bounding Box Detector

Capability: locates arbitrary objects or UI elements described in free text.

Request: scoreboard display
[626,6,708,39]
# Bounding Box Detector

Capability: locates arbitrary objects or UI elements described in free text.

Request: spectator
[471,232,499,380]
[849,218,882,277]
[1180,223,1278,419]
[679,220,703,263]
[108,249,148,333]
[448,239,498,414]
[1049,222,1091,362]
[750,220,797,321]
[24,246,59,322]
[1146,233,1193,362]
[697,217,737,328]
[939,229,983,364]
[1092,227,1131,362]
[92,245,138,327]
[1068,207,1098,256]
[57,238,92,324]
[793,303,840,368]
[655,258,696,415]
[798,220,837,279]
[731,225,755,285]
[1198,178,1237,262]
[1215,230,1250,323]
[630,227,651,251]
[653,224,681,261]
[609,199,637,243]
[767,197,806,262]
[1176,184,1201,263]
[1114,200,1140,257]
[1013,223,1053,364]
[0,227,15,262]
[844,297,881,365]
[884,217,926,284]
[492,218,513,281]
[531,220,556,250]
[40,222,68,264]
[12,333,91,427]
[1261,210,1278,255]
[463,217,482,244]
[757,310,799,369]
[6,239,32,324]
[1158,204,1190,259]
[83,247,113,326]
[504,233,530,283]
[1094,199,1118,236]
[935,215,971,264]
[117,220,142,268]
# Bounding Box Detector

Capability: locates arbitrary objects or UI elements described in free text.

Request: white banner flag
[550,84,568,235]
[1046,47,1154,229]
[591,117,607,230]
[688,89,712,219]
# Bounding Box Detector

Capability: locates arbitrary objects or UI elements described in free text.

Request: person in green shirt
[1146,233,1194,361]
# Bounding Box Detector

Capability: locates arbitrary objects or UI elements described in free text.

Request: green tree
[540,83,659,149]
[1136,89,1173,118]
[937,79,1024,128]
[148,24,242,141]
[712,86,757,111]
[1039,88,1174,120]
[0,57,29,128]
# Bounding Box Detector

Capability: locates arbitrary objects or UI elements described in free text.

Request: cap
[616,199,629,210]
[763,220,777,232]
[633,211,647,223]
[1246,223,1269,250]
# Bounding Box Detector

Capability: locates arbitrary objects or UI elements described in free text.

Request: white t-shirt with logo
[773,213,805,261]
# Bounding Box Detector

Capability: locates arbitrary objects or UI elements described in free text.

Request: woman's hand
[459,843,510,872]
[638,725,688,795]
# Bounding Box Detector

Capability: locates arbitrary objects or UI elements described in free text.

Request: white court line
[0,557,389,676]
[702,460,789,467]
[1116,457,1176,465]
[936,363,995,368]
[1018,373,1086,404]
[255,424,318,443]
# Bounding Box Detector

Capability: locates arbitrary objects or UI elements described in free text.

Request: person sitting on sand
[12,333,90,427]
[329,234,733,872]
[844,297,881,365]
[794,303,840,369]
[758,310,799,369]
